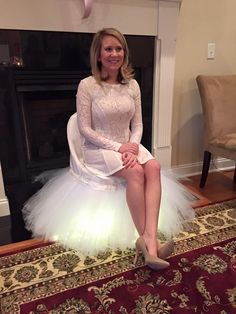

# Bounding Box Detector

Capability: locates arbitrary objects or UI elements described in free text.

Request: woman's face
[99,35,125,77]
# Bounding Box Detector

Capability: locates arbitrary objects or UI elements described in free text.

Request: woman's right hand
[118,142,139,155]
[122,152,137,169]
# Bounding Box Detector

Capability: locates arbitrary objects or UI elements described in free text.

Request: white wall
[172,0,236,172]
[0,0,158,35]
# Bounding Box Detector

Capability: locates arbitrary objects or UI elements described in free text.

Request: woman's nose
[111,49,118,56]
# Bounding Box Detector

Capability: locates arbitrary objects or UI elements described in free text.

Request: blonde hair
[90,28,134,84]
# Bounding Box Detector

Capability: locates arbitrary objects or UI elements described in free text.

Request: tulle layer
[23,169,195,255]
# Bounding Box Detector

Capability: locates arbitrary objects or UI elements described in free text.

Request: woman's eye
[105,47,112,52]
[104,47,123,53]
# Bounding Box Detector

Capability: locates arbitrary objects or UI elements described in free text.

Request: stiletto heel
[135,236,170,270]
[158,240,175,260]
[133,249,139,265]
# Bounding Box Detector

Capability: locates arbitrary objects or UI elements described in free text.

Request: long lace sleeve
[129,80,143,144]
[76,79,122,151]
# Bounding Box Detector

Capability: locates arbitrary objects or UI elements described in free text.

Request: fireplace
[0,30,154,242]
[20,89,74,165]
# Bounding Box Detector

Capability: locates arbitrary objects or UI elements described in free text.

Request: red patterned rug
[0,199,236,313]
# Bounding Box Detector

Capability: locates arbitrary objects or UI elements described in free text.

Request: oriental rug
[0,199,236,313]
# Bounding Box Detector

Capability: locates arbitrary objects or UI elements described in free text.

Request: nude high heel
[158,240,175,260]
[134,236,170,270]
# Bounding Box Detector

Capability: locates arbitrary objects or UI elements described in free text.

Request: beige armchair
[196,75,236,188]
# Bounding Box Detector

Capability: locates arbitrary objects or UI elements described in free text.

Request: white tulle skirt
[22,168,195,256]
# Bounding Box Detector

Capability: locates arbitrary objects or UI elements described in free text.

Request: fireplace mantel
[152,0,182,165]
[0,0,183,244]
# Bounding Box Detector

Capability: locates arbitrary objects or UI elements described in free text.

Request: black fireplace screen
[19,90,75,165]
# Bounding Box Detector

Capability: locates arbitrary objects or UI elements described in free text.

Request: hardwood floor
[0,169,235,255]
[181,169,236,207]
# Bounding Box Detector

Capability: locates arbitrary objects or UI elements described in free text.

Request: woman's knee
[124,164,145,183]
[144,159,161,178]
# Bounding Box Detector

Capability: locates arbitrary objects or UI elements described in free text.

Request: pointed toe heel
[145,256,170,270]
[134,236,170,270]
[158,240,175,260]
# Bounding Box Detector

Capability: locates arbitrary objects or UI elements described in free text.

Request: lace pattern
[76,76,143,151]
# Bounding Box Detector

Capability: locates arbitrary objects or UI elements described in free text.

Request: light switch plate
[207,43,216,59]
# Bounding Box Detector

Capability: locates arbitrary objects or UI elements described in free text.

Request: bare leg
[115,159,170,268]
[114,164,146,235]
[115,159,162,257]
[142,159,161,256]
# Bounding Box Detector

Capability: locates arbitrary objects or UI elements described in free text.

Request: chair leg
[233,164,236,184]
[200,151,212,188]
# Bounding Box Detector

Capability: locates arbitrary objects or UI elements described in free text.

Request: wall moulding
[0,164,9,217]
[152,0,182,167]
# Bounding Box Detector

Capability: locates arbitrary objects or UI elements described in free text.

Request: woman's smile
[99,35,124,78]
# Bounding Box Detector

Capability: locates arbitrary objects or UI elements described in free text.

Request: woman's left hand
[122,152,138,169]
[118,142,139,155]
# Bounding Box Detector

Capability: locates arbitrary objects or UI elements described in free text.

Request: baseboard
[169,158,235,178]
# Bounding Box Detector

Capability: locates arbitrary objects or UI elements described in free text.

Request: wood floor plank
[0,238,45,255]
[181,169,236,206]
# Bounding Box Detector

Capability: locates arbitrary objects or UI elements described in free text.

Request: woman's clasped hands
[118,142,139,169]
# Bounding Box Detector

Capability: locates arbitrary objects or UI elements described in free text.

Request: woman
[23,28,195,270]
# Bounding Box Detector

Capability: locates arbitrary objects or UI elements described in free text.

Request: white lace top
[76,76,153,176]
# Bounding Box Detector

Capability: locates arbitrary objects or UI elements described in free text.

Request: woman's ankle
[142,233,157,256]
